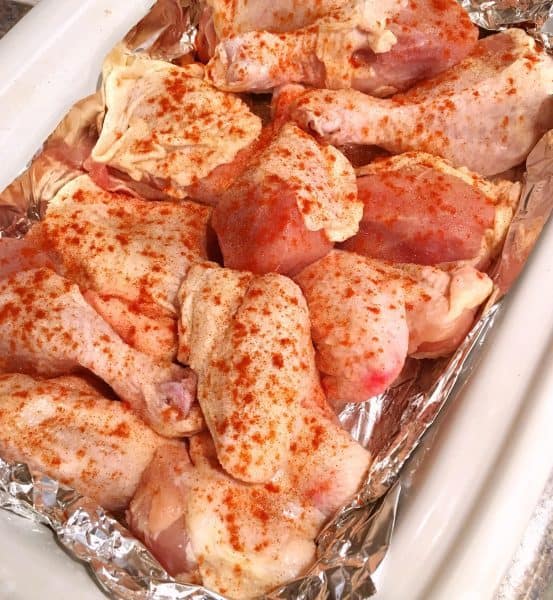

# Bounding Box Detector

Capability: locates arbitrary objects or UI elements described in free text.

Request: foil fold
[0,2,553,600]
[461,0,553,49]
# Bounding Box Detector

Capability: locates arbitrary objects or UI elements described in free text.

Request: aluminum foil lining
[1,2,553,600]
[461,0,553,50]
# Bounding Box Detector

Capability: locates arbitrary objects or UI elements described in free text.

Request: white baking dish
[0,2,552,598]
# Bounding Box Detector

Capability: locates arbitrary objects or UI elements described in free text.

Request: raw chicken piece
[0,268,202,437]
[90,50,262,200]
[212,122,361,275]
[27,175,211,360]
[197,0,349,55]
[204,0,477,95]
[400,262,494,357]
[297,250,493,388]
[295,250,408,404]
[342,153,520,268]
[0,373,170,511]
[350,0,478,95]
[205,0,401,92]
[178,262,325,483]
[291,29,553,175]
[129,406,370,598]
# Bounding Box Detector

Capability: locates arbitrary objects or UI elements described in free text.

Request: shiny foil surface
[0,1,553,599]
[461,0,553,50]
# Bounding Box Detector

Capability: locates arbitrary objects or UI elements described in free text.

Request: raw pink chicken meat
[128,413,370,598]
[291,29,553,175]
[296,250,493,404]
[342,152,520,268]
[211,122,361,275]
[0,373,171,511]
[295,251,409,404]
[0,268,202,437]
[204,0,477,95]
[178,262,331,483]
[21,175,211,361]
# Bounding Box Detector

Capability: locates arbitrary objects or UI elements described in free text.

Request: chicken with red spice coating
[203,0,478,95]
[295,251,493,405]
[342,153,520,269]
[18,175,212,361]
[128,413,370,598]
[89,49,262,201]
[295,250,409,404]
[291,29,553,175]
[0,373,172,511]
[196,0,349,60]
[212,122,361,275]
[0,268,202,438]
[178,261,333,483]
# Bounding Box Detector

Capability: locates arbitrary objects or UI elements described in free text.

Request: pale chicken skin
[342,153,520,269]
[0,374,170,511]
[25,175,211,360]
[212,122,361,275]
[178,262,327,483]
[295,250,409,405]
[400,262,494,357]
[0,268,202,438]
[291,29,553,175]
[205,0,477,96]
[129,410,370,599]
[90,51,262,201]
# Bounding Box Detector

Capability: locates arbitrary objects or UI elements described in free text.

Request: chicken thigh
[295,250,408,404]
[296,250,493,403]
[178,262,326,483]
[26,175,211,360]
[212,122,361,275]
[0,374,170,511]
[342,153,520,268]
[90,51,262,201]
[129,407,370,598]
[0,268,202,437]
[204,0,477,95]
[291,29,553,175]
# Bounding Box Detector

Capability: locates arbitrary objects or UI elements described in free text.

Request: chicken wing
[26,175,211,360]
[0,268,202,437]
[342,153,520,268]
[0,373,170,511]
[90,50,262,201]
[178,262,325,483]
[291,29,553,175]
[211,122,360,275]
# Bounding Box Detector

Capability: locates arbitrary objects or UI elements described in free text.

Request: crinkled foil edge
[1,2,553,600]
[461,0,553,50]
